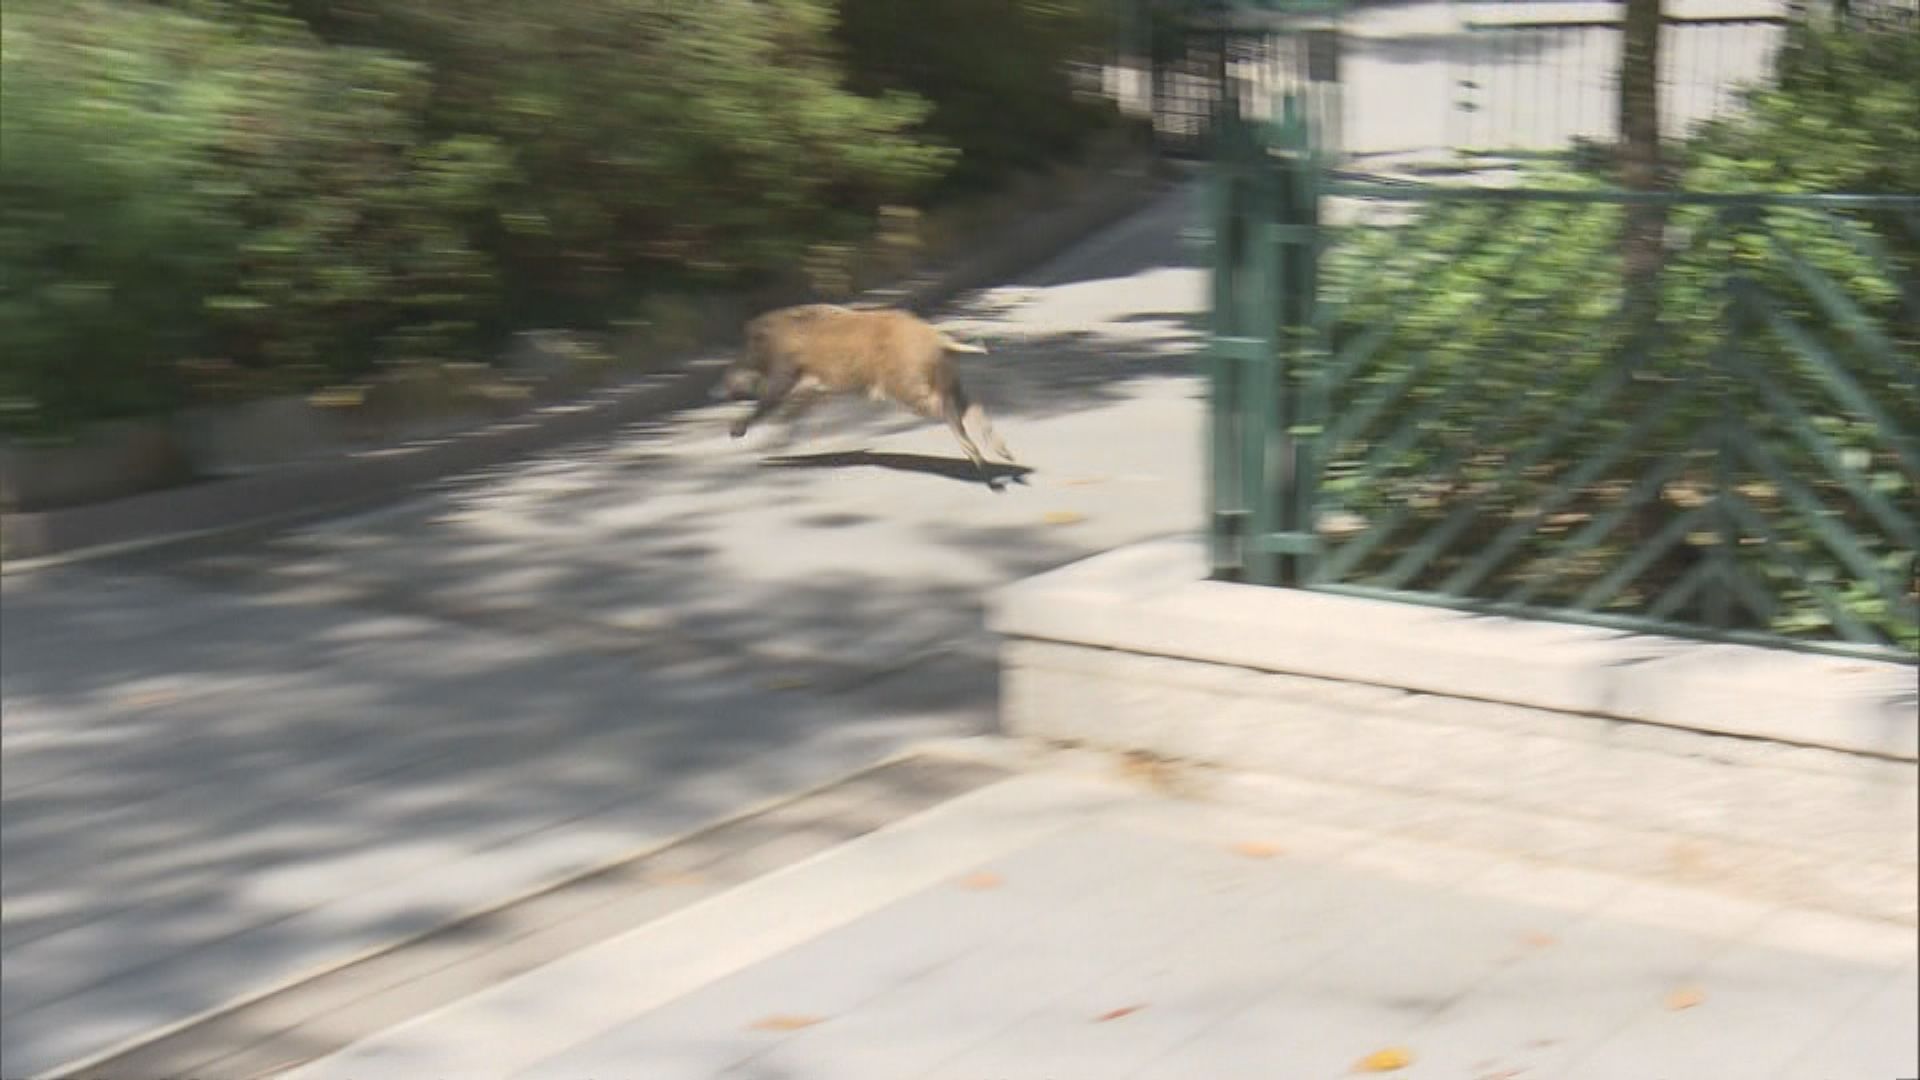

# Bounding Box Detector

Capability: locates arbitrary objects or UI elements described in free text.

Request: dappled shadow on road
[0,183,1208,1074]
[952,323,1202,423]
[0,555,1013,1074]
[762,450,1033,491]
[985,183,1202,291]
[0,391,1124,1071]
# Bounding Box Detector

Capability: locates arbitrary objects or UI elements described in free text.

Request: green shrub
[2,0,964,437]
[1309,19,1919,650]
[0,3,237,436]
[1320,181,1915,649]
[1687,18,1920,197]
[0,0,507,437]
[290,0,956,323]
[833,0,1119,195]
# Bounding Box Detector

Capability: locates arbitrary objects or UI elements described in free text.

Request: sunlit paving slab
[280,769,1918,1080]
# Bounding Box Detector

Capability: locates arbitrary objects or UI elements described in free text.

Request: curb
[1,165,1173,570]
[990,537,1917,923]
[33,751,1017,1080]
[990,536,1919,758]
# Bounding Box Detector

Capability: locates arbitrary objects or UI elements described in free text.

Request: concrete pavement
[282,762,1920,1080]
[10,174,1914,1075]
[0,185,1209,1077]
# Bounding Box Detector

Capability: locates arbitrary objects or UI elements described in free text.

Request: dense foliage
[1313,19,1918,650]
[1685,17,1920,197]
[0,0,1117,438]
[834,0,1116,194]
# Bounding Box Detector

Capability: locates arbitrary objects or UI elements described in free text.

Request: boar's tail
[936,331,987,355]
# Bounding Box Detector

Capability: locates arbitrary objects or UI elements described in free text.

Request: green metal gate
[1300,185,1919,658]
[1179,3,1920,661]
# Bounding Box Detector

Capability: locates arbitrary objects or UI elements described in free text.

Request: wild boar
[722,304,1016,475]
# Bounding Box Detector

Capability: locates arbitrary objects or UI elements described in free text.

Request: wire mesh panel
[1170,0,1919,661]
[1143,0,1344,159]
[1151,29,1229,158]
[1448,4,1789,153]
[1299,183,1920,657]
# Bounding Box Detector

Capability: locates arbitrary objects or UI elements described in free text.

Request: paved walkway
[285,763,1919,1080]
[0,33,1902,1070]
[0,187,1207,1077]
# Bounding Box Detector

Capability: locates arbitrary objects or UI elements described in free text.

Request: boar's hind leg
[936,371,992,475]
[966,402,1015,465]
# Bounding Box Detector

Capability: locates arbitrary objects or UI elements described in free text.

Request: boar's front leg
[731,364,802,439]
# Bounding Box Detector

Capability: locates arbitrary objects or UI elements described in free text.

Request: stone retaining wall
[990,537,1919,924]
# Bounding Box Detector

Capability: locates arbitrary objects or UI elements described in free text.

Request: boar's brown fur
[724,304,1015,474]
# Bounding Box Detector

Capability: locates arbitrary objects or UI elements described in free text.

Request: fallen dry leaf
[1230,840,1284,859]
[242,1060,314,1080]
[1041,510,1087,526]
[644,868,706,887]
[1094,1004,1147,1022]
[1115,751,1213,797]
[308,385,369,408]
[957,871,1004,891]
[1664,987,1706,1011]
[750,1014,826,1032]
[1665,839,1711,877]
[1520,931,1559,948]
[1353,1046,1415,1072]
[116,690,177,710]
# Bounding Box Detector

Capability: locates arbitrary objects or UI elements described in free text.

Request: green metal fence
[1446,8,1791,153]
[1134,0,1344,159]
[1202,115,1920,660]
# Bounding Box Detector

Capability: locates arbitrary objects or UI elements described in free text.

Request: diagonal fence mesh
[1294,183,1919,655]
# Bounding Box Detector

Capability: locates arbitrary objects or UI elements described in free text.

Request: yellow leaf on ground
[116,690,176,710]
[750,1014,826,1032]
[308,385,368,408]
[1041,510,1087,526]
[1665,987,1706,1010]
[1230,840,1284,859]
[1353,1047,1415,1072]
[957,871,1004,891]
[1520,931,1559,948]
[644,869,705,887]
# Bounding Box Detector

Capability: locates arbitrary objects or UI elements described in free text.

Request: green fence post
[1290,113,1326,587]
[1242,138,1282,585]
[1262,95,1322,586]
[1708,202,1759,632]
[1208,91,1255,582]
